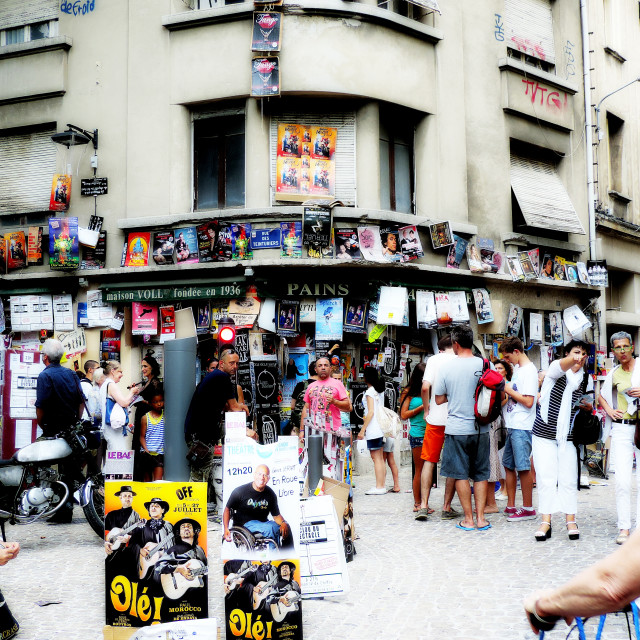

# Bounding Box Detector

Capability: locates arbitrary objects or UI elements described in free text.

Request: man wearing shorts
[415,335,458,521]
[434,326,494,531]
[501,336,538,521]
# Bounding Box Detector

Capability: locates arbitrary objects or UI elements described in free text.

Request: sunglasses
[613,346,633,353]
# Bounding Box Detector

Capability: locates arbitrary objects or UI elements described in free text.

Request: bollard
[308,433,323,494]
[163,337,197,481]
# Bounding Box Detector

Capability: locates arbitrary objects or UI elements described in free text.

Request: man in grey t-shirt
[434,326,494,531]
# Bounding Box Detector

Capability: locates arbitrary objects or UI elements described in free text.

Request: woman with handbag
[531,340,593,542]
[357,367,388,495]
[101,360,141,451]
[400,363,426,511]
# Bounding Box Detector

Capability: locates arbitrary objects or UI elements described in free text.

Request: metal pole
[163,337,197,481]
[308,433,323,495]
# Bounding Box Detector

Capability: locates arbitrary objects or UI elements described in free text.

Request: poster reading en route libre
[104,481,208,627]
[276,123,337,202]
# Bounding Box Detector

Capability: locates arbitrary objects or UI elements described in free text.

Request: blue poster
[77,302,88,326]
[282,352,309,404]
[251,227,281,249]
[315,297,343,341]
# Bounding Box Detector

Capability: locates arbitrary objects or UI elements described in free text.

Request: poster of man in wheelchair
[221,437,300,560]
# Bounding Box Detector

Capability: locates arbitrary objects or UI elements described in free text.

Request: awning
[510,155,585,235]
[99,277,243,303]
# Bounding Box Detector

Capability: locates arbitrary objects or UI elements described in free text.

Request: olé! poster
[104,481,208,627]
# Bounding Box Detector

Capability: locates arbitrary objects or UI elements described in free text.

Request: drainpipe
[580,0,597,261]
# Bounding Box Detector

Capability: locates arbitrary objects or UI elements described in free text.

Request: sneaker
[495,492,508,501]
[507,508,537,522]
[503,506,518,515]
[414,508,430,521]
[441,507,462,520]
[364,487,386,495]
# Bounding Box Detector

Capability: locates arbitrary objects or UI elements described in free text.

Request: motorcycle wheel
[82,473,105,539]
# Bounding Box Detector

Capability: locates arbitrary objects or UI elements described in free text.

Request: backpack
[474,359,505,426]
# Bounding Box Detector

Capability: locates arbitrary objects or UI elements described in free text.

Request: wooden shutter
[0,0,58,30]
[270,111,356,206]
[504,0,555,65]
[510,155,585,234]
[0,127,57,215]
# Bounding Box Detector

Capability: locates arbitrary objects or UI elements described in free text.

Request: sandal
[566,521,580,541]
[534,521,552,542]
[413,504,421,512]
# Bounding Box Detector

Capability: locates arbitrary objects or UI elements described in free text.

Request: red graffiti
[510,35,547,61]
[521,79,567,111]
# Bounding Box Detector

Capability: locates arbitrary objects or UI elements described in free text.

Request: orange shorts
[421,422,446,463]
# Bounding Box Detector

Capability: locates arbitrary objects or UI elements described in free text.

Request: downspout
[580,0,597,261]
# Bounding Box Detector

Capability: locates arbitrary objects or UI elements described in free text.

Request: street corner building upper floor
[0,0,605,329]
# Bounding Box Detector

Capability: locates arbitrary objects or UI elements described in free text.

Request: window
[607,113,624,195]
[194,116,245,210]
[380,115,414,214]
[377,0,427,21]
[0,20,56,46]
[504,0,556,71]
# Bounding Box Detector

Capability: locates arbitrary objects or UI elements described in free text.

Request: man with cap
[129,497,174,580]
[105,485,143,555]
[266,561,301,622]
[155,518,207,598]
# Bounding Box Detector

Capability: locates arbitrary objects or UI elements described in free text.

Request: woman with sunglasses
[599,331,640,545]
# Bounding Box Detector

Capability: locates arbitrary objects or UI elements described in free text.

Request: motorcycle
[0,420,104,540]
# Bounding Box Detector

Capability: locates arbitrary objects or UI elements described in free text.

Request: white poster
[258,298,277,333]
[53,294,74,331]
[415,290,437,329]
[9,295,52,331]
[57,327,87,358]
[563,305,591,337]
[530,312,543,343]
[472,288,494,325]
[377,286,408,326]
[448,291,469,324]
[86,289,114,327]
[103,449,134,480]
[221,436,300,561]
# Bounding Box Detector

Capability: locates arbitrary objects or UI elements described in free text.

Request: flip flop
[477,523,492,531]
[456,521,476,531]
[387,488,401,493]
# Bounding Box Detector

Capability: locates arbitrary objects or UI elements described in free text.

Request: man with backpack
[288,361,317,435]
[433,326,495,531]
[500,337,538,522]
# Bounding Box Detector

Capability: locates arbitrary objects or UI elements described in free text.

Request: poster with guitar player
[223,558,303,640]
[104,481,208,627]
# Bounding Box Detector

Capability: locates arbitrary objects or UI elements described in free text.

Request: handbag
[571,409,601,446]
[376,405,402,439]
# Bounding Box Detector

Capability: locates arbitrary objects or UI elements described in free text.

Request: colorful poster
[472,288,493,324]
[506,304,523,337]
[251,56,280,97]
[81,231,107,269]
[565,261,579,283]
[0,235,5,273]
[540,254,554,279]
[398,225,424,261]
[343,301,367,334]
[357,226,384,262]
[506,255,525,282]
[214,223,234,262]
[554,256,567,281]
[435,292,452,326]
[280,222,302,258]
[251,11,282,52]
[174,227,199,264]
[447,234,468,269]
[528,248,540,276]
[416,290,437,329]
[104,481,208,626]
[132,302,158,335]
[334,229,361,260]
[549,311,563,345]
[124,232,150,267]
[429,221,454,249]
[276,299,300,337]
[249,332,278,361]
[252,227,281,250]
[310,157,334,196]
[303,207,332,247]
[49,217,79,271]
[49,174,71,211]
[315,298,343,341]
[231,223,253,260]
[307,228,334,259]
[196,221,218,263]
[480,248,503,273]
[276,157,301,195]
[160,306,175,343]
[518,251,537,281]
[4,231,27,270]
[197,303,210,332]
[466,244,486,272]
[380,226,402,263]
[27,227,43,265]
[152,231,174,265]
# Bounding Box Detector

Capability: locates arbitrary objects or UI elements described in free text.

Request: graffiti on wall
[494,14,505,41]
[522,78,568,111]
[60,0,95,16]
[564,40,576,80]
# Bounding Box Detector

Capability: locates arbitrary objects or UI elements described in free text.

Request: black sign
[256,409,280,445]
[251,12,282,52]
[80,177,108,196]
[235,330,250,364]
[237,364,254,420]
[253,361,280,407]
[349,382,368,426]
[303,207,332,247]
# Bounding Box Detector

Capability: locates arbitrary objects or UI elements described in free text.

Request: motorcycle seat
[0,458,18,467]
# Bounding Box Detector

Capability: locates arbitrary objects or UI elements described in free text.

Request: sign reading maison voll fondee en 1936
[104,284,242,303]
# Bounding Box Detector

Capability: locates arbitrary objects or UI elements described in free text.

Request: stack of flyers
[518,251,537,281]
[281,221,302,258]
[231,223,253,260]
[398,225,424,261]
[447,234,468,269]
[152,231,174,265]
[174,227,199,264]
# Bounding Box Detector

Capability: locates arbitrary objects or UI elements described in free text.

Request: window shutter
[504,0,555,65]
[0,128,57,215]
[270,111,356,206]
[0,0,58,30]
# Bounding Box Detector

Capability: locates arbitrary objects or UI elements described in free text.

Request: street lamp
[594,77,640,142]
[51,124,98,150]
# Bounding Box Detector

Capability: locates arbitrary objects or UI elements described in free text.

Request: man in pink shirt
[301,357,352,432]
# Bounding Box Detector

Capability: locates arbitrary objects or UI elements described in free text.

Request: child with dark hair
[140,391,165,481]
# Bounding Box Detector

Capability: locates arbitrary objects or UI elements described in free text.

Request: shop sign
[287,282,349,296]
[104,283,242,303]
[80,177,108,196]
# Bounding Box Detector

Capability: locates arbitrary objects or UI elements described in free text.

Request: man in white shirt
[501,337,538,521]
[415,335,458,522]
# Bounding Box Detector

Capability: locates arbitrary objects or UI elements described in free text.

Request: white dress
[363,387,385,440]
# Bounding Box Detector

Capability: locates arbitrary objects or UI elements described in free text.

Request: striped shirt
[142,411,164,454]
[532,374,588,441]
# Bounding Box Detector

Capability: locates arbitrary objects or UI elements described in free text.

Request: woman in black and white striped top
[531,340,593,542]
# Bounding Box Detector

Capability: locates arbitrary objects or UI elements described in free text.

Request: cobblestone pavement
[0,455,635,640]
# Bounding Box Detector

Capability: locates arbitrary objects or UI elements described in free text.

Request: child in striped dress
[140,392,165,481]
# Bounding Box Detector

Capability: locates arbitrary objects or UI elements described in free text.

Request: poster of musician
[223,559,303,640]
[104,481,208,627]
[220,436,300,561]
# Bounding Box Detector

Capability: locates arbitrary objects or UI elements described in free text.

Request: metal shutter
[0,128,57,215]
[510,155,585,234]
[504,0,555,65]
[270,111,356,206]
[0,0,58,30]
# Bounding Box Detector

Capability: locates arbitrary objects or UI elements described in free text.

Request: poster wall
[104,481,208,627]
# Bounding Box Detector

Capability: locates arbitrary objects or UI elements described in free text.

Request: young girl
[140,392,165,481]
